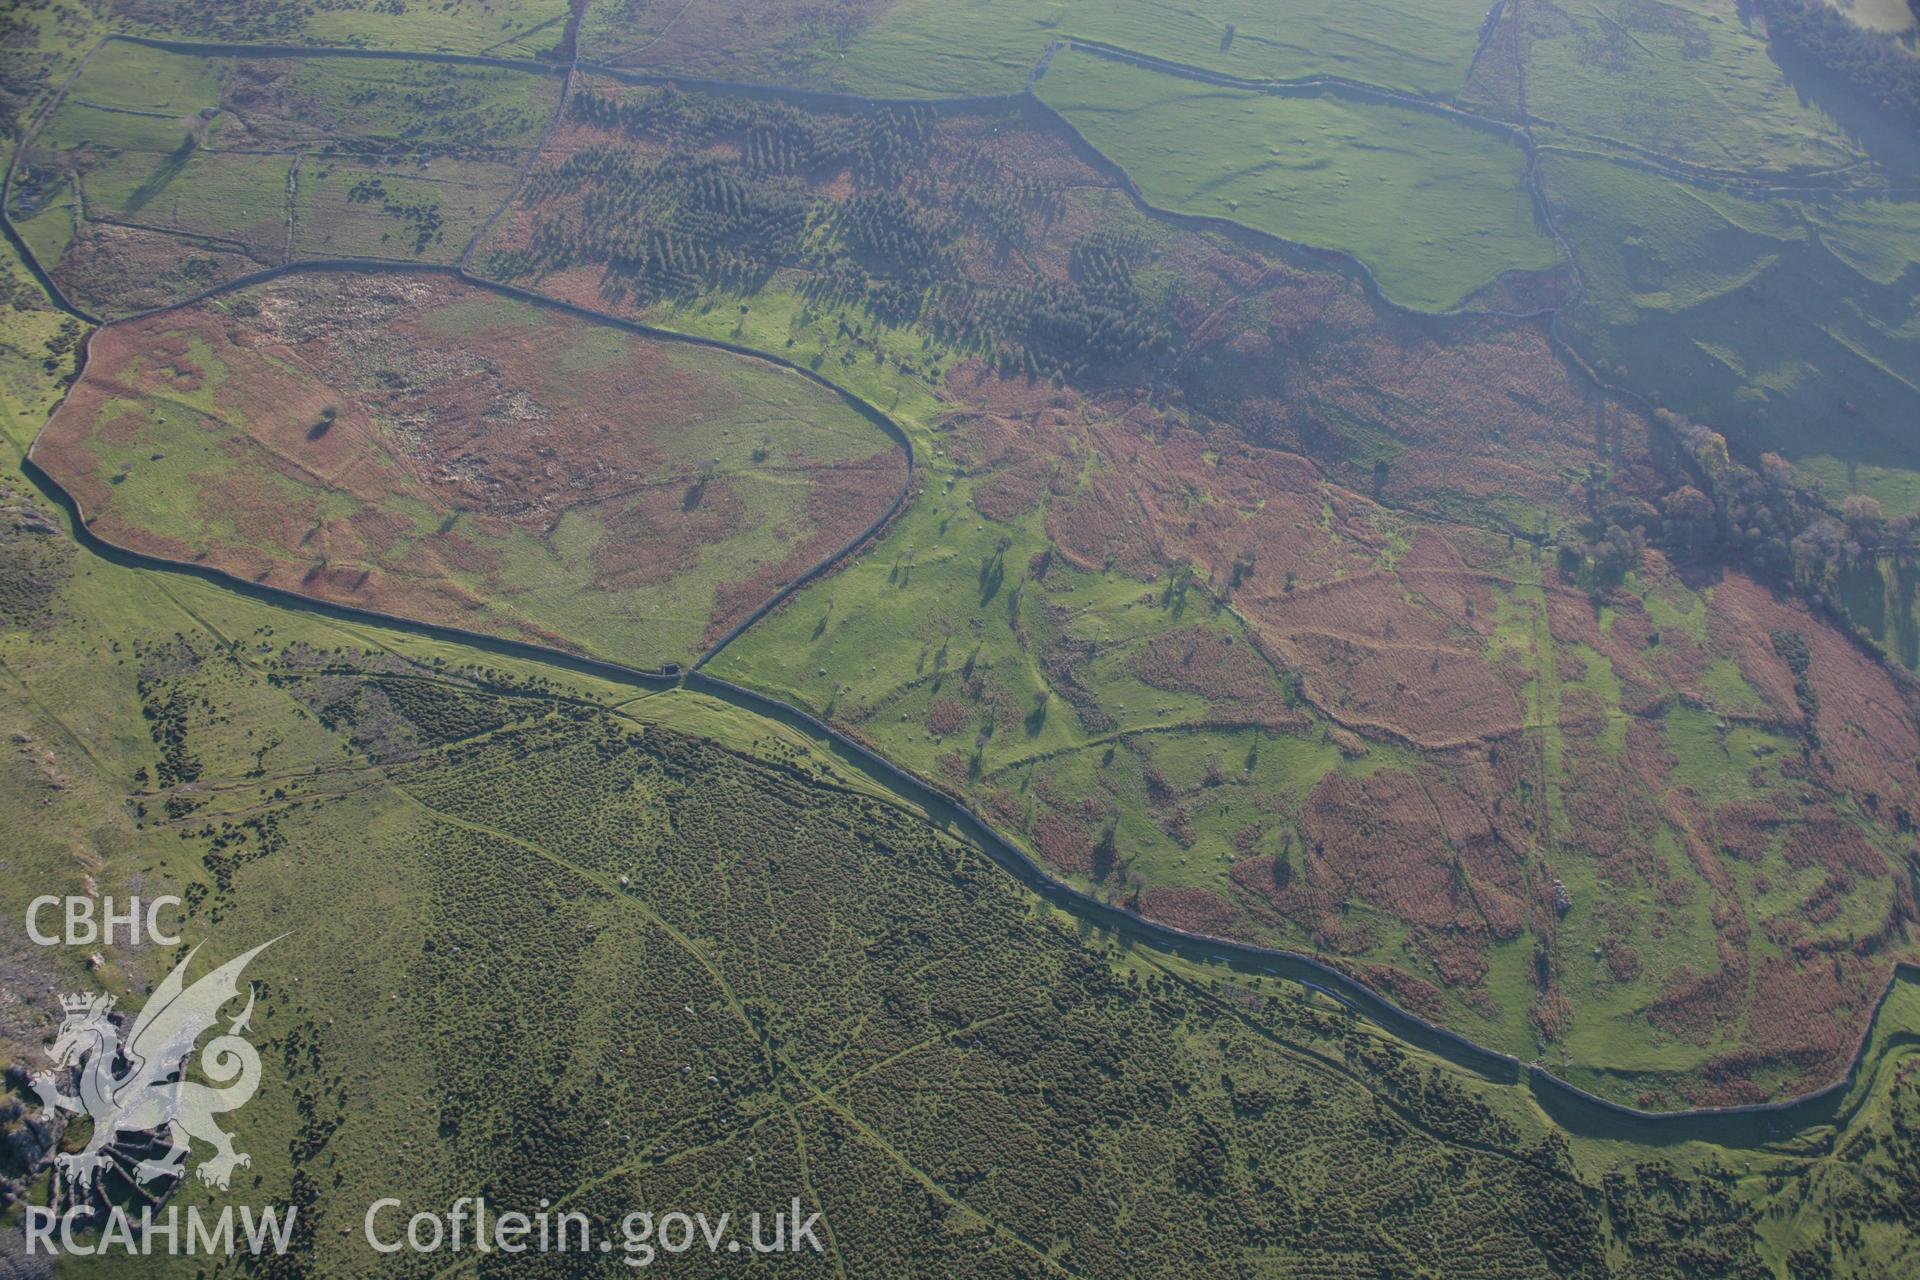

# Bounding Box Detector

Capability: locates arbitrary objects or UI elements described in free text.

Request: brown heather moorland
[31,70,1920,1102]
[35,272,905,668]
[462,83,1920,1100]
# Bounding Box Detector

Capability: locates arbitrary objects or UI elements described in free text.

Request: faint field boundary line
[684,665,1920,1138]
[16,257,914,686]
[1051,33,1916,196]
[5,26,1918,1136]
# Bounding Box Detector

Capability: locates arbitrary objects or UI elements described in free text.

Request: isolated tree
[1661,485,1714,549]
[1842,494,1885,541]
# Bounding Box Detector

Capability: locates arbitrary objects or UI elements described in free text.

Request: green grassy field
[7,42,562,312]
[9,551,1916,1276]
[1821,0,1918,31]
[1544,153,1920,461]
[713,442,1912,1084]
[433,58,1920,1109]
[7,14,1920,1272]
[1541,150,1920,665]
[86,0,572,55]
[288,158,522,260]
[1835,554,1920,668]
[574,0,1492,97]
[4,211,1920,1272]
[1035,50,1556,310]
[836,0,1496,97]
[661,276,1864,1087]
[1515,0,1918,175]
[451,84,1920,1093]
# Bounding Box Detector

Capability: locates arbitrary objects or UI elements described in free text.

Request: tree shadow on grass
[124,134,199,215]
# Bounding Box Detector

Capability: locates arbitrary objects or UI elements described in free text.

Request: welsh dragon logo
[29,940,274,1196]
